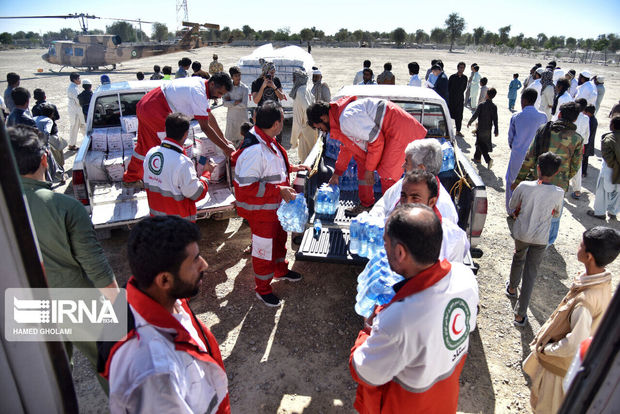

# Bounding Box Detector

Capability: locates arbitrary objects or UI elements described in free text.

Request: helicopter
[0,13,220,71]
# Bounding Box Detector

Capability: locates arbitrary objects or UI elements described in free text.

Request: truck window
[92,92,145,128]
[395,101,448,138]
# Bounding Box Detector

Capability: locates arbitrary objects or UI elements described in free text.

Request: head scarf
[261,60,276,76]
[541,69,554,92]
[289,68,308,99]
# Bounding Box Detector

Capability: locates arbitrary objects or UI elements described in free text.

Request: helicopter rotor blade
[0,14,99,20]
[103,17,155,24]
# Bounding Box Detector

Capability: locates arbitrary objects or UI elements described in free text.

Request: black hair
[8,125,46,175]
[209,72,233,92]
[480,77,488,86]
[458,61,466,68]
[384,62,392,71]
[306,101,330,126]
[363,60,371,68]
[408,62,419,74]
[191,61,202,72]
[473,64,479,71]
[240,121,253,136]
[585,104,596,115]
[535,63,542,68]
[83,83,92,91]
[165,112,191,142]
[402,169,438,199]
[435,59,444,69]
[575,98,587,112]
[431,59,438,65]
[522,88,538,105]
[255,101,283,129]
[136,72,145,80]
[537,151,562,177]
[559,101,580,123]
[11,87,30,106]
[568,69,576,76]
[556,78,570,92]
[7,72,20,86]
[611,115,620,131]
[127,216,201,290]
[431,64,442,71]
[229,66,241,76]
[385,203,442,265]
[513,73,519,78]
[363,68,373,76]
[530,65,538,73]
[548,60,557,69]
[162,65,172,75]
[153,65,161,73]
[33,88,45,102]
[583,226,620,267]
[471,62,477,68]
[180,57,192,68]
[38,103,56,119]
[487,87,497,99]
[69,72,80,82]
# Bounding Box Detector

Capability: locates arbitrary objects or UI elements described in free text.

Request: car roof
[93,80,163,96]
[334,85,446,105]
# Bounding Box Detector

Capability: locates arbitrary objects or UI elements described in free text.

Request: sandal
[587,210,606,220]
[571,191,581,200]
[505,281,517,298]
[513,315,528,327]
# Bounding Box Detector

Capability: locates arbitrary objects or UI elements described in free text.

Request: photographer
[251,61,285,106]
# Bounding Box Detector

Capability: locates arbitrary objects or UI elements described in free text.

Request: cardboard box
[104,150,125,182]
[91,128,108,151]
[106,127,122,151]
[121,115,139,133]
[209,155,227,182]
[122,132,135,151]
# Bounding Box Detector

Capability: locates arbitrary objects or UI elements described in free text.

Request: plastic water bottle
[373,172,382,194]
[354,294,376,318]
[366,217,379,258]
[314,219,322,239]
[349,217,361,255]
[329,184,340,214]
[358,212,370,258]
[440,140,456,173]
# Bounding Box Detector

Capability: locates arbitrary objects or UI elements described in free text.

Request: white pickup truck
[294,85,488,272]
[72,80,236,233]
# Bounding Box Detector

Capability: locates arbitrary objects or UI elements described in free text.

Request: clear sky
[1,0,618,40]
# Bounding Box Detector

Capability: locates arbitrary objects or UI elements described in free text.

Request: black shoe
[345,204,372,217]
[277,270,302,282]
[587,210,606,220]
[256,292,281,307]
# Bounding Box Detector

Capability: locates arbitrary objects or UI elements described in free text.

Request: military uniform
[514,120,583,192]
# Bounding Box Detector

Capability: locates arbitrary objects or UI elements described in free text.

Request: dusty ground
[2,45,619,413]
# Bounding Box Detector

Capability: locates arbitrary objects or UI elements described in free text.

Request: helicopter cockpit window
[48,44,56,56]
[74,48,84,57]
[92,92,145,128]
[64,48,73,56]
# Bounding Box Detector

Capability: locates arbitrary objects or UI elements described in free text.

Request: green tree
[107,21,137,42]
[300,28,314,42]
[392,27,407,46]
[430,28,447,44]
[472,27,485,45]
[89,29,104,35]
[565,37,577,49]
[537,33,547,47]
[498,25,511,44]
[0,32,13,44]
[219,27,231,42]
[152,23,169,42]
[444,12,465,52]
[261,30,275,41]
[607,33,620,52]
[415,29,429,44]
[230,29,244,40]
[242,25,254,39]
[334,28,350,42]
[594,34,610,62]
[274,27,290,41]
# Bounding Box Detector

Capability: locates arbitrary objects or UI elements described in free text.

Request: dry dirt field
[2,45,619,413]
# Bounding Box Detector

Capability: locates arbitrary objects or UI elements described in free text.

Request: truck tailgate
[90,182,235,228]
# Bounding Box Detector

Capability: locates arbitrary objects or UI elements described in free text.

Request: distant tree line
[1,12,618,58]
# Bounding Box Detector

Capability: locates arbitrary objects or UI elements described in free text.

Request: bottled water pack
[339,159,358,192]
[315,184,340,215]
[354,249,404,318]
[324,134,341,159]
[277,193,309,233]
[349,212,385,258]
[439,138,456,173]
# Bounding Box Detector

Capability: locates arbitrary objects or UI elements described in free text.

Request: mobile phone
[266,74,272,80]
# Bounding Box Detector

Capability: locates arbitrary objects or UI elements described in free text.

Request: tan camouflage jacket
[515,120,583,192]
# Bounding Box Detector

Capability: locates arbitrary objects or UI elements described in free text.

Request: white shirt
[552,92,574,121]
[67,82,81,112]
[161,77,211,119]
[569,78,578,97]
[408,75,422,87]
[575,112,590,144]
[529,79,543,110]
[553,69,565,84]
[353,69,365,85]
[509,181,564,245]
[575,81,598,106]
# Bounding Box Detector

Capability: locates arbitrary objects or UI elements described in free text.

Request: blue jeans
[548,199,564,246]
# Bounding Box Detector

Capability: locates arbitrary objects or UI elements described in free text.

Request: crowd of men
[3,51,620,414]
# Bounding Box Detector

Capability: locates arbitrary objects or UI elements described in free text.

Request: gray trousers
[508,239,546,318]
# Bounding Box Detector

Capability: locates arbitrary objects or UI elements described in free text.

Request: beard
[170,271,203,299]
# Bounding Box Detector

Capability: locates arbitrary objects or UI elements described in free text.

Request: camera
[266,74,272,80]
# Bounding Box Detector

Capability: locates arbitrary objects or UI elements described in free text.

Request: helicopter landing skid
[48,66,68,73]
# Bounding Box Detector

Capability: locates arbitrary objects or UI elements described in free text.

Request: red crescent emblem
[452,313,463,335]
